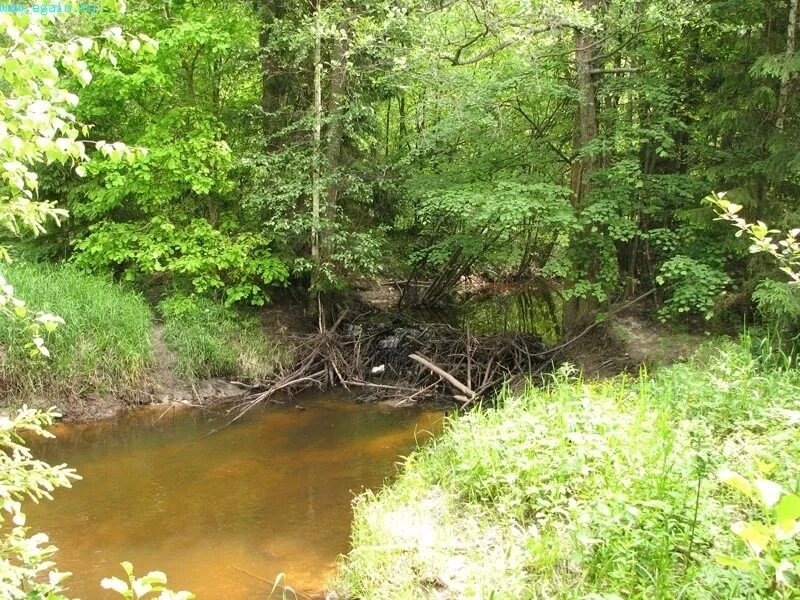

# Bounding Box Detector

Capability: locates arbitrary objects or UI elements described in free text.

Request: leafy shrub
[336,340,800,599]
[717,467,800,597]
[712,194,800,363]
[405,179,576,279]
[101,561,193,600]
[1,407,78,599]
[73,217,289,306]
[656,255,728,321]
[712,194,800,286]
[753,279,800,332]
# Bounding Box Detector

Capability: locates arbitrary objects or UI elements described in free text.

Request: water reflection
[27,394,443,599]
[459,282,562,343]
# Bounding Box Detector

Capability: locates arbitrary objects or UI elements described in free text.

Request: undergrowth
[0,262,154,401]
[334,340,800,599]
[158,294,289,380]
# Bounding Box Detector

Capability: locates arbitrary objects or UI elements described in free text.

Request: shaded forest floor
[561,308,705,379]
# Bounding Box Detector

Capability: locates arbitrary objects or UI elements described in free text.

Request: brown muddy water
[26,393,444,599]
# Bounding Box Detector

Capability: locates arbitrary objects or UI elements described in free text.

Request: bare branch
[589,67,639,74]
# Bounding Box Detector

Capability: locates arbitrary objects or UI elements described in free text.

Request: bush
[656,255,729,321]
[750,280,800,363]
[158,294,288,380]
[72,217,289,306]
[0,262,154,400]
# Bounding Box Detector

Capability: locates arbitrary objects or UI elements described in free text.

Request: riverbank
[332,338,800,599]
[0,262,292,419]
[0,262,701,421]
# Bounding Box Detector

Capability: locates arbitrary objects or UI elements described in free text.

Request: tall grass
[158,294,289,380]
[0,262,154,400]
[334,341,800,599]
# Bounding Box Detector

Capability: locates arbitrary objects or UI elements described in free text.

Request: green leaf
[754,479,783,508]
[716,554,756,571]
[731,521,771,556]
[121,561,134,577]
[777,494,800,522]
[101,576,129,594]
[141,571,168,585]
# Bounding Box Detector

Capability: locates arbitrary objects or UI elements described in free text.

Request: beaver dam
[229,310,556,424]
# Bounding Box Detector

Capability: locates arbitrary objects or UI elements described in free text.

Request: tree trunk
[384,97,391,157]
[564,0,601,335]
[258,0,287,146]
[777,0,798,131]
[570,0,599,207]
[399,94,408,145]
[311,0,323,328]
[325,27,349,209]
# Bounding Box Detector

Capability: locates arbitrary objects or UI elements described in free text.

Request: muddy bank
[37,377,248,421]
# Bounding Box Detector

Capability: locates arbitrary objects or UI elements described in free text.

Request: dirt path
[563,309,705,378]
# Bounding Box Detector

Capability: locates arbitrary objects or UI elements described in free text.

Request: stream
[26,393,444,599]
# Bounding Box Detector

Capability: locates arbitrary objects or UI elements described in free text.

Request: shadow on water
[396,281,562,344]
[26,393,444,599]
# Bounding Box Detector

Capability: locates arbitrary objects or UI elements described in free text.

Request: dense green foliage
[335,340,800,598]
[4,3,800,599]
[0,262,154,399]
[0,10,138,354]
[1,0,793,329]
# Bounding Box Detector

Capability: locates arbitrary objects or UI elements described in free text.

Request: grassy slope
[158,294,290,380]
[0,262,154,400]
[334,341,800,599]
[0,263,288,406]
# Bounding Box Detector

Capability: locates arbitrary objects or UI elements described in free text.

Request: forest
[2,0,800,598]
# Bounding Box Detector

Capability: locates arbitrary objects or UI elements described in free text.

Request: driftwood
[408,353,475,402]
[214,289,658,429]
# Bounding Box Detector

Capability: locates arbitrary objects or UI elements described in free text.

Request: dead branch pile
[226,319,550,424]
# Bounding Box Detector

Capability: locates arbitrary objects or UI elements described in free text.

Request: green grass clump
[158,294,288,380]
[334,341,800,599]
[0,262,154,400]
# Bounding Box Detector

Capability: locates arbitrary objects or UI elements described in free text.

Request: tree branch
[441,22,563,66]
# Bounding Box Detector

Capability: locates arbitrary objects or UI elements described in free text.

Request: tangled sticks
[226,318,551,425]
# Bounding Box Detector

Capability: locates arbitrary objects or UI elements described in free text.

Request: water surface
[27,394,443,599]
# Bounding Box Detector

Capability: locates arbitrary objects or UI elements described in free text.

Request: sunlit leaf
[718,469,752,497]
